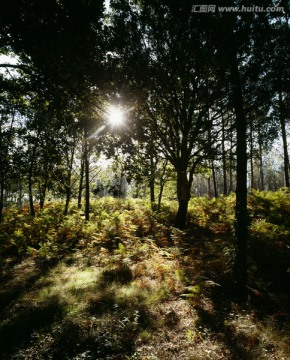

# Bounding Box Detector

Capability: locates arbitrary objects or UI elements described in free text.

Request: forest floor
[0,192,289,359]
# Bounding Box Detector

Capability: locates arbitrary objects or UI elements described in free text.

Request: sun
[108,106,124,126]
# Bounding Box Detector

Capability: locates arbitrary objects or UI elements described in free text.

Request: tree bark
[222,114,228,196]
[229,127,234,193]
[278,89,290,187]
[64,142,76,215]
[149,141,155,205]
[39,178,47,210]
[84,128,90,221]
[78,149,85,210]
[231,55,248,298]
[175,170,191,228]
[0,110,16,221]
[158,181,165,211]
[28,142,38,218]
[258,125,264,191]
[0,175,4,223]
[211,161,218,198]
[249,113,255,190]
[207,176,212,198]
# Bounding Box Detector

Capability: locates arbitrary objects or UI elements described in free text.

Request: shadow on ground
[0,260,151,359]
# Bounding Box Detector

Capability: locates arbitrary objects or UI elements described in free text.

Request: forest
[0,1,289,359]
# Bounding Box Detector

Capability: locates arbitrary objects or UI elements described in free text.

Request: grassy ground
[0,192,289,359]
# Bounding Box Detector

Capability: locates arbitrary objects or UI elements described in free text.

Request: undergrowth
[0,192,289,359]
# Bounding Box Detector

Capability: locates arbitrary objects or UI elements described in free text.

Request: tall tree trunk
[78,150,85,210]
[249,113,255,190]
[273,171,277,191]
[17,180,23,207]
[278,89,290,187]
[149,179,155,203]
[231,55,248,298]
[28,145,37,217]
[64,166,72,215]
[39,178,48,210]
[64,189,70,215]
[84,128,90,221]
[149,141,155,204]
[229,127,234,193]
[158,181,165,211]
[222,114,228,196]
[64,142,76,215]
[211,161,218,198]
[0,175,4,223]
[0,115,4,222]
[119,171,127,198]
[64,165,72,215]
[207,175,212,198]
[0,110,15,221]
[258,125,264,191]
[135,181,140,198]
[175,170,191,229]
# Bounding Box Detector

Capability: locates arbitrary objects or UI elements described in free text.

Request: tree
[0,0,109,217]
[211,0,286,296]
[269,16,290,187]
[0,75,29,220]
[110,0,222,228]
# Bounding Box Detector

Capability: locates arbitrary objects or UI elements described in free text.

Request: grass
[0,192,289,359]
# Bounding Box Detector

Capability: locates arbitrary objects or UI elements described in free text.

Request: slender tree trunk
[17,180,23,207]
[158,182,165,211]
[229,129,234,193]
[0,116,4,222]
[64,142,76,215]
[149,142,155,204]
[149,180,155,203]
[258,125,264,191]
[28,147,37,217]
[273,171,277,191]
[231,55,248,298]
[278,89,290,187]
[0,110,15,221]
[64,190,70,215]
[64,168,72,215]
[0,175,4,223]
[222,114,228,196]
[211,161,218,198]
[207,175,211,198]
[249,114,255,190]
[84,128,90,221]
[78,152,85,210]
[39,179,47,210]
[119,171,127,198]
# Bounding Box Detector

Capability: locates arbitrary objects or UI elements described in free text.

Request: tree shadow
[0,299,63,359]
[0,256,63,315]
[194,281,290,360]
[0,260,152,359]
[181,220,290,360]
[0,257,65,358]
